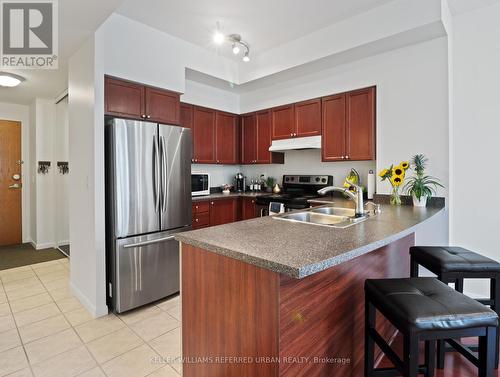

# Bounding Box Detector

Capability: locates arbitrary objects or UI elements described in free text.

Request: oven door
[191,174,210,196]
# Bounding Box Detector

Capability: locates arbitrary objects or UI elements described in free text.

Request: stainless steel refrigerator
[105,117,192,313]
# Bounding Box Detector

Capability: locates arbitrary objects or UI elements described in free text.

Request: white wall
[241,37,450,246]
[182,79,239,114]
[0,102,31,243]
[68,35,108,317]
[99,14,239,93]
[451,3,500,296]
[55,97,69,246]
[31,99,57,249]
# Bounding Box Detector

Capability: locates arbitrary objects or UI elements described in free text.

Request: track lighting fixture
[212,23,251,62]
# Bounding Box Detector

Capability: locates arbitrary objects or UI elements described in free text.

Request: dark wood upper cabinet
[241,111,284,165]
[105,77,145,119]
[255,110,271,163]
[210,198,238,226]
[192,106,216,163]
[215,112,239,164]
[145,87,180,124]
[241,113,257,164]
[322,94,346,162]
[105,76,180,124]
[256,110,284,164]
[346,87,376,161]
[271,104,295,140]
[322,87,376,162]
[180,103,193,129]
[295,99,322,137]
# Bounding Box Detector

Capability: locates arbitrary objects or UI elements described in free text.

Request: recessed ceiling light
[232,43,240,55]
[0,72,25,87]
[213,21,224,44]
[213,31,224,44]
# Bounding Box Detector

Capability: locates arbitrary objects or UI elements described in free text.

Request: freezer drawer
[114,229,185,313]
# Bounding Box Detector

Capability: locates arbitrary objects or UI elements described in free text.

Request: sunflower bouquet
[378,161,410,205]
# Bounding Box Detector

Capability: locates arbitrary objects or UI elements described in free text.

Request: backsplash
[193,149,376,190]
[240,149,376,189]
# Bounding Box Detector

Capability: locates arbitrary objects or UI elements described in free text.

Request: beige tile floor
[0,258,182,377]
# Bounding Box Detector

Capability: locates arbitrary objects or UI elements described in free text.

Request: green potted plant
[404,154,443,207]
[265,177,275,193]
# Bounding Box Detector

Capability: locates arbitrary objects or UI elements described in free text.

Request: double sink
[274,205,373,229]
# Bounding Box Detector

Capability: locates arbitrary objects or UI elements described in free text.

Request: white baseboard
[32,241,57,250]
[70,280,109,318]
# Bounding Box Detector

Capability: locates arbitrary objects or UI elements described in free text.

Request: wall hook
[57,161,69,175]
[37,161,51,174]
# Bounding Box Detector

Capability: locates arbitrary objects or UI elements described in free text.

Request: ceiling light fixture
[0,72,25,87]
[227,34,250,63]
[212,24,251,63]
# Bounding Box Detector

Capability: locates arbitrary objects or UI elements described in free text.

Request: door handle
[153,135,160,212]
[161,136,168,213]
[123,235,176,249]
[8,183,21,189]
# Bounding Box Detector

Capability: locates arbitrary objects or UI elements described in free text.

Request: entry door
[0,120,22,246]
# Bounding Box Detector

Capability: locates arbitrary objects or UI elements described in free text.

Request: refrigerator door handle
[123,235,176,249]
[161,136,168,213]
[153,134,160,213]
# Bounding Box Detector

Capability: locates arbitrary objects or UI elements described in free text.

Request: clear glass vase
[390,187,402,206]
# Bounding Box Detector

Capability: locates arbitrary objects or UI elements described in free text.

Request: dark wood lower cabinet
[241,198,257,220]
[209,199,238,226]
[181,233,414,377]
[192,197,260,227]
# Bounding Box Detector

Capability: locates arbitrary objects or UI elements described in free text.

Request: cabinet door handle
[195,205,199,209]
[146,115,151,119]
[141,114,146,118]
[211,202,214,205]
[341,156,345,159]
[195,219,199,222]
[345,155,349,159]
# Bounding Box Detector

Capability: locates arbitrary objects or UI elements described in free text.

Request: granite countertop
[192,191,271,202]
[176,199,445,279]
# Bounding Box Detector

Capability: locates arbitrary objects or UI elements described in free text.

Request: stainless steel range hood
[268,136,321,152]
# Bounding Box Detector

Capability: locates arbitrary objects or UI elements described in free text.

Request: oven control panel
[283,175,332,185]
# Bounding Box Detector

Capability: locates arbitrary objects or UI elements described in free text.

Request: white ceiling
[116,0,395,59]
[0,0,123,105]
[447,0,500,14]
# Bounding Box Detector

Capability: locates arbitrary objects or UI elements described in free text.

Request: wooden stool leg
[437,273,447,369]
[410,256,419,278]
[365,298,375,377]
[490,276,500,368]
[479,326,496,377]
[425,340,436,377]
[404,336,419,377]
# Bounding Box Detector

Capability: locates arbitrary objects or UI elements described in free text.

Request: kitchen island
[176,200,444,377]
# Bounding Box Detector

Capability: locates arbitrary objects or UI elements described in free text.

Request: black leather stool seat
[365,277,498,332]
[410,246,500,273]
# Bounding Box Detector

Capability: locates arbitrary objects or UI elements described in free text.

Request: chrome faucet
[317,179,365,217]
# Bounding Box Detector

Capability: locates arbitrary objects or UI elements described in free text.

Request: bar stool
[410,246,500,368]
[365,277,498,377]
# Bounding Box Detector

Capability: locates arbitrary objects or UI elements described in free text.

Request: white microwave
[191,173,210,196]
